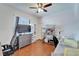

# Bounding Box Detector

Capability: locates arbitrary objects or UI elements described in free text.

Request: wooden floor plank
[13,40,55,56]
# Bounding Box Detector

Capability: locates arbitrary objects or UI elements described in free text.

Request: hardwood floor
[13,39,55,56]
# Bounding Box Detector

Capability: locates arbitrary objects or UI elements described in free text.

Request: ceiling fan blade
[44,3,52,8]
[43,9,47,12]
[29,7,37,9]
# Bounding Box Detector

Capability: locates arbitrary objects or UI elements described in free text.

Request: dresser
[19,34,32,48]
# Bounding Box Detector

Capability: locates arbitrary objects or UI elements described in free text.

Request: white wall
[42,4,79,40]
[0,4,42,45]
[1,3,79,45]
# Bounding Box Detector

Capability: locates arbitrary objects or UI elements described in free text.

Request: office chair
[1,35,19,56]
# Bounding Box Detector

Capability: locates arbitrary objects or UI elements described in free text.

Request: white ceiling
[4,3,74,17]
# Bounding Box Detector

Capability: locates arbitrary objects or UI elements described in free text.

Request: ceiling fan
[29,3,52,13]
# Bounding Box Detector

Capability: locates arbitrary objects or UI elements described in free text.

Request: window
[18,17,29,25]
[16,17,31,33]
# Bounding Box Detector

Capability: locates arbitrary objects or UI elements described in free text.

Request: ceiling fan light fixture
[38,8,43,12]
[29,3,52,13]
